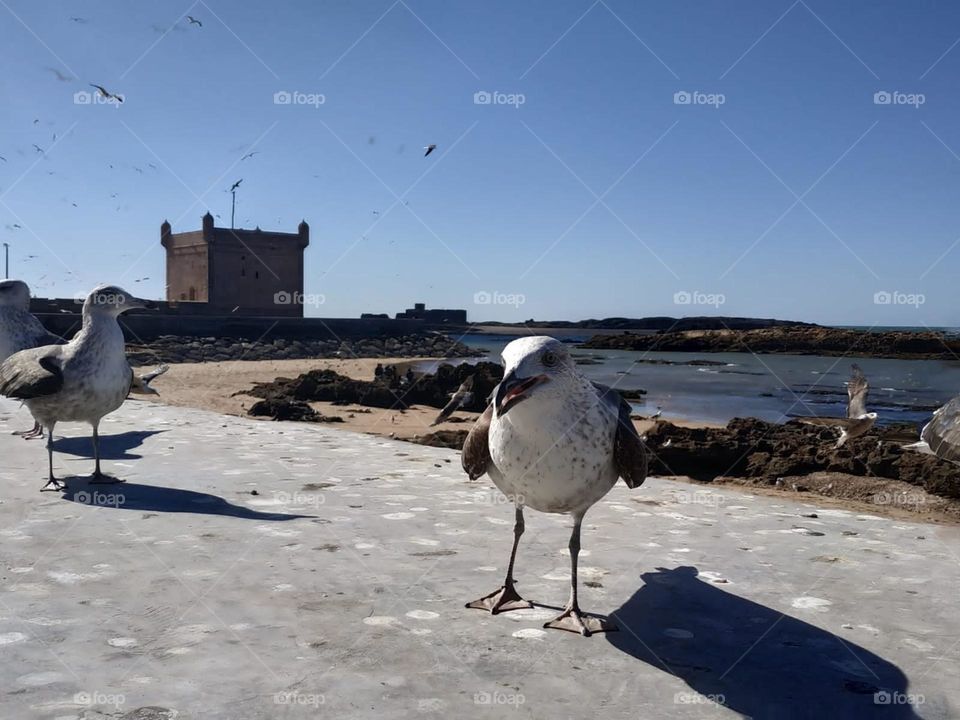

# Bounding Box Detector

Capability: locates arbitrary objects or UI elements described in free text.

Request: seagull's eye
[542,350,559,367]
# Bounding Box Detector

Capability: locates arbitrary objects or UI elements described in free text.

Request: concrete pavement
[0,397,957,719]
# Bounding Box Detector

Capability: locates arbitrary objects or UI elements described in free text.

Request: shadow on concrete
[59,482,314,521]
[607,566,923,719]
[53,430,167,460]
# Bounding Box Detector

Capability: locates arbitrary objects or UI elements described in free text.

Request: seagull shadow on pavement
[606,566,924,719]
[58,482,314,521]
[52,430,167,460]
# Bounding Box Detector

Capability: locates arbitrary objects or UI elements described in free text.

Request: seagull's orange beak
[494,371,550,417]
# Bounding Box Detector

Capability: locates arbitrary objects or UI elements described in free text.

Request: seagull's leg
[466,505,533,614]
[15,421,44,439]
[40,424,63,492]
[544,511,616,636]
[89,422,120,483]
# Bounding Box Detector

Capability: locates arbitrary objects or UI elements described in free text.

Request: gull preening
[800,364,877,448]
[0,285,155,490]
[462,336,647,636]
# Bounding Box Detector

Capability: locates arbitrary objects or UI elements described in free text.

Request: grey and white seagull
[461,336,647,636]
[431,375,474,426]
[0,280,65,438]
[0,285,155,490]
[799,364,877,448]
[904,395,960,464]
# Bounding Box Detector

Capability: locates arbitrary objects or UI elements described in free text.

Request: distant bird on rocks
[0,285,155,490]
[431,376,474,426]
[799,364,877,448]
[89,83,123,103]
[650,406,662,419]
[423,144,437,157]
[462,336,647,635]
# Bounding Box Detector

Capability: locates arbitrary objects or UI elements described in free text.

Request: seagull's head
[0,279,31,310]
[84,284,157,317]
[494,336,575,417]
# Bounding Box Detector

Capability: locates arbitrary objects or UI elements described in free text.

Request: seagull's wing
[594,383,648,489]
[431,376,474,425]
[796,416,857,429]
[129,364,169,395]
[0,347,64,399]
[461,405,493,480]
[922,396,960,464]
[847,364,869,418]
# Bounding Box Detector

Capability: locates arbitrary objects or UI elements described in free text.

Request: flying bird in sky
[229,179,243,192]
[187,15,203,27]
[241,151,259,161]
[89,83,123,103]
[44,67,73,82]
[423,144,437,157]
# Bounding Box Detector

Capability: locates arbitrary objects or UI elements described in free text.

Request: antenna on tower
[228,179,243,229]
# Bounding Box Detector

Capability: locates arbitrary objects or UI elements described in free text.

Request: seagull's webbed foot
[90,472,124,485]
[41,477,65,492]
[543,605,616,637]
[14,423,44,440]
[465,582,533,614]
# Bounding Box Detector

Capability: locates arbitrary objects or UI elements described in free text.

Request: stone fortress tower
[161,213,309,317]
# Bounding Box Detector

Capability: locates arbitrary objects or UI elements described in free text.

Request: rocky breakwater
[645,418,959,498]
[243,361,504,429]
[582,326,960,360]
[125,333,480,366]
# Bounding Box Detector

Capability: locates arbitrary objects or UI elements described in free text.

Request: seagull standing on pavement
[0,285,155,490]
[462,336,648,636]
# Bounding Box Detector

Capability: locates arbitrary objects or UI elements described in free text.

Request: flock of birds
[2,277,959,636]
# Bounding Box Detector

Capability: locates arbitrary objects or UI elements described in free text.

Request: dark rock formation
[126,333,480,366]
[582,327,960,360]
[248,399,344,423]
[645,418,960,496]
[245,362,505,413]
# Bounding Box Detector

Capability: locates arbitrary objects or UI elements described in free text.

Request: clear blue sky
[1,0,959,326]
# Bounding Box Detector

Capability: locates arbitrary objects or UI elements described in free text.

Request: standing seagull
[0,280,63,438]
[462,337,647,636]
[0,285,155,490]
